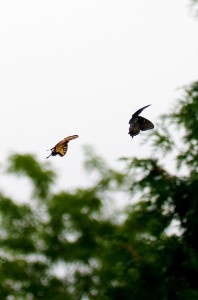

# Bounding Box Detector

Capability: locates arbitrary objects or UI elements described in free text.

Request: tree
[0,82,198,299]
[190,0,198,15]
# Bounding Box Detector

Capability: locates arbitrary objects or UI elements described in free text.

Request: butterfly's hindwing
[138,116,154,131]
[55,144,68,156]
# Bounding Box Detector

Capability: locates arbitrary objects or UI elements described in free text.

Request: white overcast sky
[0,0,198,198]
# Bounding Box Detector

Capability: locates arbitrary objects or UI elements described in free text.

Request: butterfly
[128,104,154,138]
[46,135,79,158]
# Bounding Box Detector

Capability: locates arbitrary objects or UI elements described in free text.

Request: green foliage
[0,194,38,253]
[0,82,198,299]
[7,154,55,199]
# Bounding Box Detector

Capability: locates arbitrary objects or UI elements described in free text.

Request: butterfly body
[128,105,154,138]
[46,135,79,158]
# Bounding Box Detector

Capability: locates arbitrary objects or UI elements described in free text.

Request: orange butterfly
[46,135,79,158]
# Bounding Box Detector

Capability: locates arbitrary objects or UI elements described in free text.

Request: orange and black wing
[59,135,79,144]
[54,135,79,157]
[54,142,68,157]
[46,135,79,158]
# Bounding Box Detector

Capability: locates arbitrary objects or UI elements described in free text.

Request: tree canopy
[0,81,198,299]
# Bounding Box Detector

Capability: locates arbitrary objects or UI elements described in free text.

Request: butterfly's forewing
[133,104,151,117]
[138,116,154,131]
[54,135,79,148]
[62,135,79,143]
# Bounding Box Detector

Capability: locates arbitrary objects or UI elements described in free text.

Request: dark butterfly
[128,104,154,138]
[46,135,79,158]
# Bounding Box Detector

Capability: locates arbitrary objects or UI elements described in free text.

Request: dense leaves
[0,82,198,299]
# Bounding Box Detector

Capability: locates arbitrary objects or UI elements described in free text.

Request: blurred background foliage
[0,81,198,299]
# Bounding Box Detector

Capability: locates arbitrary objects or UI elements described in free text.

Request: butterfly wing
[138,116,154,131]
[129,104,151,126]
[54,142,68,156]
[61,135,79,143]
[132,104,151,117]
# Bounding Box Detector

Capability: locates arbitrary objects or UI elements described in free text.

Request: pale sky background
[0,0,198,199]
